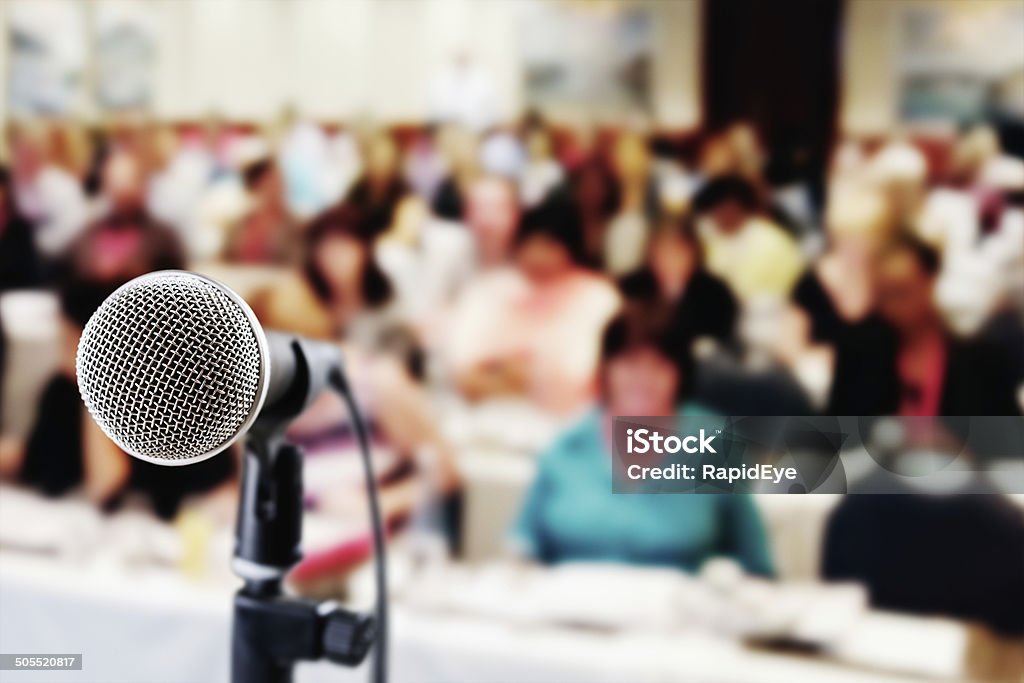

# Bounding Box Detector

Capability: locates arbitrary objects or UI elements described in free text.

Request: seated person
[447,200,620,415]
[823,421,1024,636]
[603,132,656,276]
[374,194,475,337]
[519,125,565,208]
[827,234,1021,415]
[462,174,521,272]
[1,166,40,292]
[342,130,411,241]
[223,158,299,265]
[692,174,804,303]
[568,156,619,270]
[431,124,481,221]
[764,187,892,410]
[619,216,738,349]
[791,187,891,345]
[510,306,774,575]
[256,206,462,534]
[69,157,187,280]
[257,205,408,355]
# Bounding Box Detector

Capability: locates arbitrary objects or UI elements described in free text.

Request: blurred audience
[0,8,1021,678]
[1,101,1022,626]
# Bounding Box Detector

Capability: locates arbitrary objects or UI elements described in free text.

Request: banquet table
[0,548,998,683]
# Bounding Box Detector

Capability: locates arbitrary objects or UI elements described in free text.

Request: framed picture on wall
[94,0,156,111]
[8,1,88,115]
[898,2,1024,124]
[7,0,156,115]
[519,3,651,116]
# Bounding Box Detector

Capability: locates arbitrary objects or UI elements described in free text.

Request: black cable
[330,367,388,683]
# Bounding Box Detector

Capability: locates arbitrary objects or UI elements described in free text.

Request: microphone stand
[229,339,383,683]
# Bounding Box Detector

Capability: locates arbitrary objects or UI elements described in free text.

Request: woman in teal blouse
[511,306,774,576]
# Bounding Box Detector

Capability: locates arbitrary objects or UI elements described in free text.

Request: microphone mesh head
[77,271,267,465]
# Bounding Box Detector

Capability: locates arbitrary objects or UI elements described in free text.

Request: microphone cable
[330,367,389,683]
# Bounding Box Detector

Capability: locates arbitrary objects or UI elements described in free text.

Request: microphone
[75,269,341,466]
[75,269,388,683]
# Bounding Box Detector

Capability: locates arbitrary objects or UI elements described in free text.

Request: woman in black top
[0,167,40,292]
[825,236,1021,416]
[619,218,738,348]
[342,131,411,241]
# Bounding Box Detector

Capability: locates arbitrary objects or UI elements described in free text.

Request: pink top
[897,336,947,417]
[447,267,621,414]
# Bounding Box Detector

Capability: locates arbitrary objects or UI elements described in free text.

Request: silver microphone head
[76,270,270,466]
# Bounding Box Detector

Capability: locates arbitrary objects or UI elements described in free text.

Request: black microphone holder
[230,338,382,683]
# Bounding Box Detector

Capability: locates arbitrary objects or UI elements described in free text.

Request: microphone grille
[76,271,267,465]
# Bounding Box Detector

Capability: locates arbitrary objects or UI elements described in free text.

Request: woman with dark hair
[447,200,620,414]
[223,158,298,264]
[256,206,464,560]
[692,173,804,302]
[512,198,588,268]
[258,205,400,350]
[619,217,738,348]
[304,207,394,309]
[510,305,773,574]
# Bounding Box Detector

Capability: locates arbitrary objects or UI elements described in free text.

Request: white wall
[10,0,1022,137]
[151,0,702,127]
[5,0,702,128]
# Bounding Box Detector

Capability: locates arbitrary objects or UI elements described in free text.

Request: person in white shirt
[604,132,654,276]
[375,195,475,336]
[519,126,565,208]
[447,200,620,416]
[9,124,89,260]
[427,52,500,133]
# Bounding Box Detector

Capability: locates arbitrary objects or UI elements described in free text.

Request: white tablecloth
[0,551,964,683]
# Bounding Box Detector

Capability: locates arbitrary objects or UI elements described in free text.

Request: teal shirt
[511,407,774,576]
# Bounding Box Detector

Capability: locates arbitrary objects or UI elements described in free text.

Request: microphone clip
[233,591,376,678]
